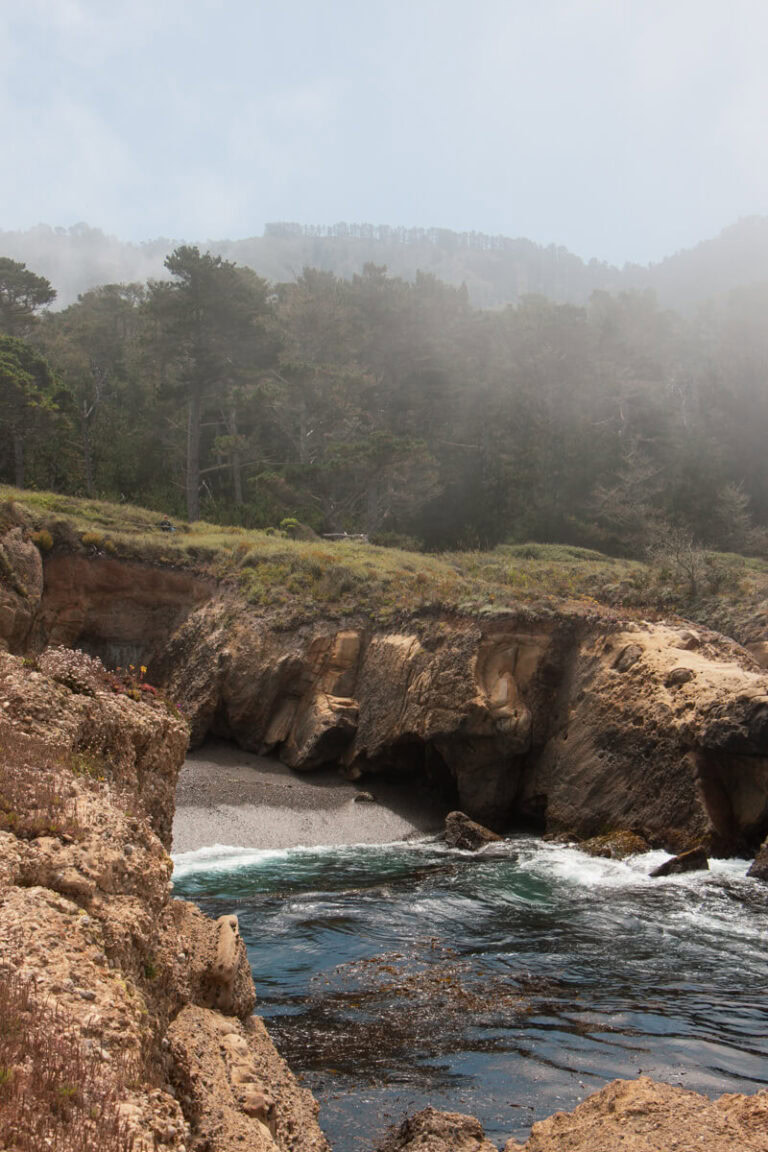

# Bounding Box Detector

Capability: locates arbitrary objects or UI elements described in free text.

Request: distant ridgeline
[227,221,623,308]
[1,215,767,309]
[265,219,595,249]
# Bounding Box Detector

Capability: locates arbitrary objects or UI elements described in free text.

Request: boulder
[580,831,649,859]
[445,811,501,851]
[375,1106,497,1152]
[748,836,768,881]
[650,845,709,877]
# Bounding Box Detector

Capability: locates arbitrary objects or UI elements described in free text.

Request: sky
[2,0,768,266]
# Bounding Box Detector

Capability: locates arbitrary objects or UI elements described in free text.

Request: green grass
[4,485,768,633]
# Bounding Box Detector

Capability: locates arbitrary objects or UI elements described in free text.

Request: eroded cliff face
[0,649,329,1152]
[158,597,768,853]
[3,525,768,853]
[4,527,768,1149]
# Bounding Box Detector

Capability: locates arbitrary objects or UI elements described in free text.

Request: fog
[3,0,768,266]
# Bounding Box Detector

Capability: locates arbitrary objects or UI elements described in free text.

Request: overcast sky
[2,0,767,265]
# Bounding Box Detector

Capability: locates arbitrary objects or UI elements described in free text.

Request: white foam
[518,839,753,891]
[171,835,441,878]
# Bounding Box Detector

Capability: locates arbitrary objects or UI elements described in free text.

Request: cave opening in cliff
[357,736,460,810]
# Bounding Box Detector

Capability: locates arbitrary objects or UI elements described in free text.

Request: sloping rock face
[161,606,567,828]
[519,622,768,853]
[0,651,329,1152]
[376,1105,498,1152]
[160,603,768,851]
[35,551,214,669]
[444,810,501,851]
[0,525,43,652]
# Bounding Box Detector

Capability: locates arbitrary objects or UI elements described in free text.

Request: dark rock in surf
[650,846,709,877]
[747,837,768,881]
[581,830,649,859]
[353,790,376,803]
[444,811,501,852]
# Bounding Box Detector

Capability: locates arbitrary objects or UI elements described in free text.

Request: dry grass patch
[0,968,135,1152]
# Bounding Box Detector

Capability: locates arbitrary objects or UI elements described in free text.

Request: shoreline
[172,741,449,855]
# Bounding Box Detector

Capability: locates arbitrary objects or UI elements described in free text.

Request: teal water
[172,837,768,1149]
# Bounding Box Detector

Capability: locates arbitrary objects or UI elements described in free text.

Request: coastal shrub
[30,528,54,551]
[38,647,106,698]
[80,531,105,549]
[0,968,135,1151]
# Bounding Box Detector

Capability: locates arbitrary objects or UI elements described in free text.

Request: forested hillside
[2,246,768,557]
[3,216,768,312]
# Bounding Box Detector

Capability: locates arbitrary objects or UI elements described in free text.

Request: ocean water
[172,837,768,1149]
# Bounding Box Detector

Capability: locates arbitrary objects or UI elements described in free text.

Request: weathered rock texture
[444,810,502,851]
[4,514,768,855]
[748,834,768,880]
[382,1079,768,1152]
[35,551,214,669]
[650,845,709,877]
[516,1076,768,1151]
[0,650,328,1152]
[376,1106,498,1152]
[158,603,768,853]
[0,525,43,651]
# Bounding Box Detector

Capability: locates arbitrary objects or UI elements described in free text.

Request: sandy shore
[172,741,449,854]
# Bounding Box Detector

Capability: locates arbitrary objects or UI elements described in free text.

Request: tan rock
[375,1105,497,1151]
[521,1076,768,1151]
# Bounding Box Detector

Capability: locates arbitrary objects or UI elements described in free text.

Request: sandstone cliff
[0,649,328,1152]
[3,513,768,1149]
[159,601,768,854]
[3,512,768,855]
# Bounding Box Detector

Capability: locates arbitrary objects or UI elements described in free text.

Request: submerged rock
[444,810,501,851]
[650,845,709,877]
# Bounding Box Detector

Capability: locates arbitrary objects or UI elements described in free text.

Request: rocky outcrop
[375,1106,498,1152]
[517,1076,768,1151]
[747,834,768,880]
[444,810,501,851]
[0,525,43,651]
[650,845,709,877]
[579,831,649,859]
[169,1007,328,1152]
[383,1079,768,1152]
[0,650,328,1152]
[4,519,768,854]
[160,605,768,853]
[518,621,768,854]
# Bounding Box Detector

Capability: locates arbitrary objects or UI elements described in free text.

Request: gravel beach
[172,741,448,854]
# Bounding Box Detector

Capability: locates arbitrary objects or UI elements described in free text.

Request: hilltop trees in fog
[2,250,768,557]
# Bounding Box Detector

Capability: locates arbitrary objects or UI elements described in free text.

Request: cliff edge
[0,648,328,1152]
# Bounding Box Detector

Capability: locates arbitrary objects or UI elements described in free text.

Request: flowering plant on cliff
[110,663,159,700]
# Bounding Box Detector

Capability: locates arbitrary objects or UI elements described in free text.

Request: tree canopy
[3,250,768,560]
